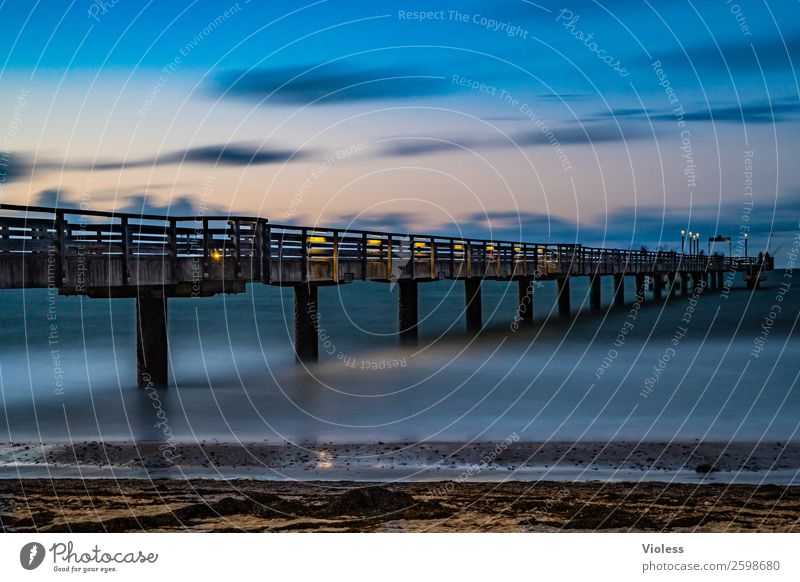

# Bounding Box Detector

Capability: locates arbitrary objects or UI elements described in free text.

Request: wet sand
[3,441,797,532]
[1,478,798,532]
[1,440,798,483]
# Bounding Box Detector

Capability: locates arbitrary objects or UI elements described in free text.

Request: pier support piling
[136,292,168,388]
[557,277,571,317]
[590,275,602,311]
[653,274,663,300]
[294,283,319,362]
[398,280,419,344]
[465,278,482,331]
[635,274,646,300]
[613,274,625,307]
[680,273,688,295]
[669,273,678,296]
[691,272,703,293]
[517,278,534,324]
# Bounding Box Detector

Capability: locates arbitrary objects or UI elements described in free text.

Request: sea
[1,271,797,448]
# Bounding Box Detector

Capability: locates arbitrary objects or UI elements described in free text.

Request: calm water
[0,272,798,445]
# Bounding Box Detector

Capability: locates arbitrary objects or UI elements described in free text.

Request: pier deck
[0,204,773,386]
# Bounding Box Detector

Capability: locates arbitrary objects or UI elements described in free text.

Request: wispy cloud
[651,33,800,75]
[84,143,306,170]
[658,101,800,124]
[31,188,64,207]
[214,63,451,105]
[1,144,307,185]
[29,188,227,217]
[375,120,648,159]
[0,154,34,184]
[330,211,428,234]
[118,193,227,216]
[596,100,800,124]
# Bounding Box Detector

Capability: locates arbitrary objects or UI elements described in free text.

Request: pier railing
[0,204,773,286]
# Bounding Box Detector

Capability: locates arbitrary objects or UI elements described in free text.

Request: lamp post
[681,229,685,254]
[744,233,748,259]
[688,231,693,254]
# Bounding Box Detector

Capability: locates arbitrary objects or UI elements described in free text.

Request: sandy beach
[1,439,799,532]
[2,477,798,532]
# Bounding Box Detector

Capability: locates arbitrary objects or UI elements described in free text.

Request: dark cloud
[32,189,65,207]
[326,209,582,243]
[377,137,483,158]
[535,93,592,101]
[596,100,800,124]
[171,144,300,165]
[483,116,526,122]
[214,64,451,105]
[25,189,226,218]
[376,120,648,159]
[85,143,305,171]
[460,210,581,242]
[1,145,306,186]
[651,33,800,75]
[332,211,428,234]
[118,193,226,217]
[603,108,652,118]
[659,101,800,124]
[516,122,648,145]
[0,154,34,184]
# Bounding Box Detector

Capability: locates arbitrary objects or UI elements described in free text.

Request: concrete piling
[398,280,419,344]
[613,274,625,307]
[557,277,571,317]
[465,278,482,331]
[294,283,319,362]
[136,292,168,388]
[590,275,602,311]
[517,278,534,324]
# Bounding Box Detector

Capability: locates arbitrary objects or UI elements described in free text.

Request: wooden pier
[0,204,774,387]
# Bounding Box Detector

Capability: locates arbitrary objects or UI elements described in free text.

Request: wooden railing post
[263,223,272,284]
[202,218,210,279]
[169,218,177,282]
[255,220,264,281]
[430,236,435,279]
[232,219,242,279]
[514,244,519,276]
[55,210,67,286]
[409,235,415,279]
[386,234,393,281]
[466,241,472,278]
[332,229,339,283]
[121,216,130,285]
[449,239,455,278]
[301,228,308,283]
[360,232,367,280]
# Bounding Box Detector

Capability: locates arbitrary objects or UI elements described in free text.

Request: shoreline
[2,440,798,484]
[2,478,798,532]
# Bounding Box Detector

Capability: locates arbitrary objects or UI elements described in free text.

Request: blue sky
[1,0,798,259]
